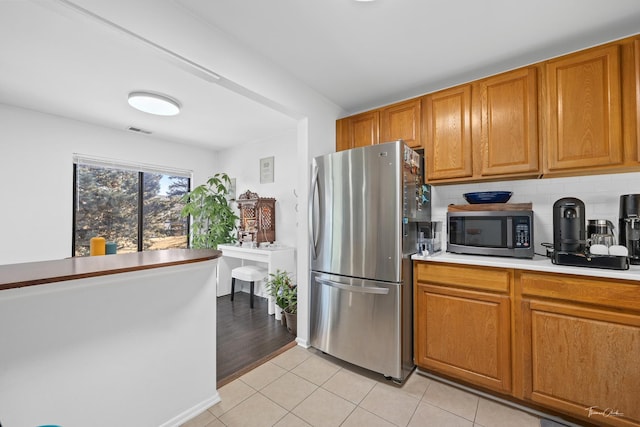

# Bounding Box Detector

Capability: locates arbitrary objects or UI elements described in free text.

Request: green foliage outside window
[74,164,189,256]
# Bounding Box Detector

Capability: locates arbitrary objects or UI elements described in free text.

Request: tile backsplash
[430,171,640,255]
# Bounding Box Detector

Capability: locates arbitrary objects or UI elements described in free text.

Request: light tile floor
[181,346,562,427]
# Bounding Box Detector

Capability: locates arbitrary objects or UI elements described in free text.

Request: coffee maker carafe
[553,197,586,253]
[619,194,640,265]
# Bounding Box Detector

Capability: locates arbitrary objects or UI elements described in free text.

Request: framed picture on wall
[260,156,274,184]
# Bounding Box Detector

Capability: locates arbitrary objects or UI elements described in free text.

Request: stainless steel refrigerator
[309,140,431,382]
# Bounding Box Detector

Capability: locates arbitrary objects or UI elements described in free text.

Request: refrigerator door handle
[315,277,390,295]
[309,162,319,260]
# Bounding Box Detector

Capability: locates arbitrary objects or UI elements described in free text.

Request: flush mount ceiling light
[127,91,181,116]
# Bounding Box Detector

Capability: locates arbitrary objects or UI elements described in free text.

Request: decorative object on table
[105,241,117,255]
[265,269,297,334]
[259,156,275,184]
[236,190,276,246]
[89,236,106,256]
[180,172,238,249]
[463,191,512,204]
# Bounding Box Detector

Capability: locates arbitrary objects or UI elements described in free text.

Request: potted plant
[180,173,238,249]
[265,270,297,335]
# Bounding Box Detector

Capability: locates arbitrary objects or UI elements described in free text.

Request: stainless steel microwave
[447,210,534,258]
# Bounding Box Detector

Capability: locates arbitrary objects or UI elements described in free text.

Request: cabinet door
[521,300,640,427]
[336,118,351,152]
[380,99,421,148]
[423,85,473,181]
[635,38,640,162]
[545,45,623,172]
[479,68,539,176]
[349,111,379,149]
[415,283,512,393]
[335,111,380,151]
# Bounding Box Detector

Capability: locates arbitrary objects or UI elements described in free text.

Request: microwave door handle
[315,277,390,295]
[506,217,514,249]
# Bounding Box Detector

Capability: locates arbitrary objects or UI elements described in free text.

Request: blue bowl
[463,191,512,204]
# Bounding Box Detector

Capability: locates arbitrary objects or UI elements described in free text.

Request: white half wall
[0,103,218,265]
[0,261,219,427]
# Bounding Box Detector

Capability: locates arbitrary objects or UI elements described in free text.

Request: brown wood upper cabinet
[478,67,540,177]
[336,34,640,181]
[380,98,421,148]
[423,84,473,181]
[336,99,420,151]
[423,67,540,183]
[544,44,624,173]
[336,110,379,151]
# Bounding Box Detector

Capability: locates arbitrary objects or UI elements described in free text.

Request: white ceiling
[2,0,640,151]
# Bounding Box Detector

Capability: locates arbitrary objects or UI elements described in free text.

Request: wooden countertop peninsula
[0,248,221,291]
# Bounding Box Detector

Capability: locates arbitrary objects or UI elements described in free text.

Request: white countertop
[413,251,640,282]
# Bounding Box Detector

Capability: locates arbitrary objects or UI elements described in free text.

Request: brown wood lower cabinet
[516,271,640,427]
[414,262,512,393]
[414,261,640,427]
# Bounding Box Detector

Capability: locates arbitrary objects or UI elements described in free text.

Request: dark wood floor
[217,292,296,387]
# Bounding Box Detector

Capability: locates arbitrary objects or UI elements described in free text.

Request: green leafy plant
[180,173,238,249]
[265,269,297,314]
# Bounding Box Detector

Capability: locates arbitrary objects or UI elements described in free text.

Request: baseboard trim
[295,337,310,348]
[416,369,583,427]
[159,392,221,427]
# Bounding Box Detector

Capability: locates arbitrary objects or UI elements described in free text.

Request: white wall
[431,172,640,255]
[216,128,298,249]
[0,103,219,265]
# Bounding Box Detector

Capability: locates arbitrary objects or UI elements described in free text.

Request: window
[72,155,191,257]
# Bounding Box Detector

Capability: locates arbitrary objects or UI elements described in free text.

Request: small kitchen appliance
[550,197,628,270]
[619,194,640,265]
[418,221,442,255]
[553,197,586,253]
[587,219,615,239]
[446,205,534,259]
[587,219,616,246]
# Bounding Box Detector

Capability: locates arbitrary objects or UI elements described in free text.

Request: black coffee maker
[551,197,629,270]
[553,197,586,253]
[619,194,640,265]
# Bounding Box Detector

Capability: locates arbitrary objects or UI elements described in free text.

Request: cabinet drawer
[415,262,511,293]
[518,271,640,312]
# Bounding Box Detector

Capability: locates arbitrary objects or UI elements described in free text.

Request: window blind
[73,153,192,178]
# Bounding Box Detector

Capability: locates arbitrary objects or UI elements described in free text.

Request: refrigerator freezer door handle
[315,277,390,295]
[309,162,319,259]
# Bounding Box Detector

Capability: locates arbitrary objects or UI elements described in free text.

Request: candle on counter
[90,237,106,256]
[105,241,117,255]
